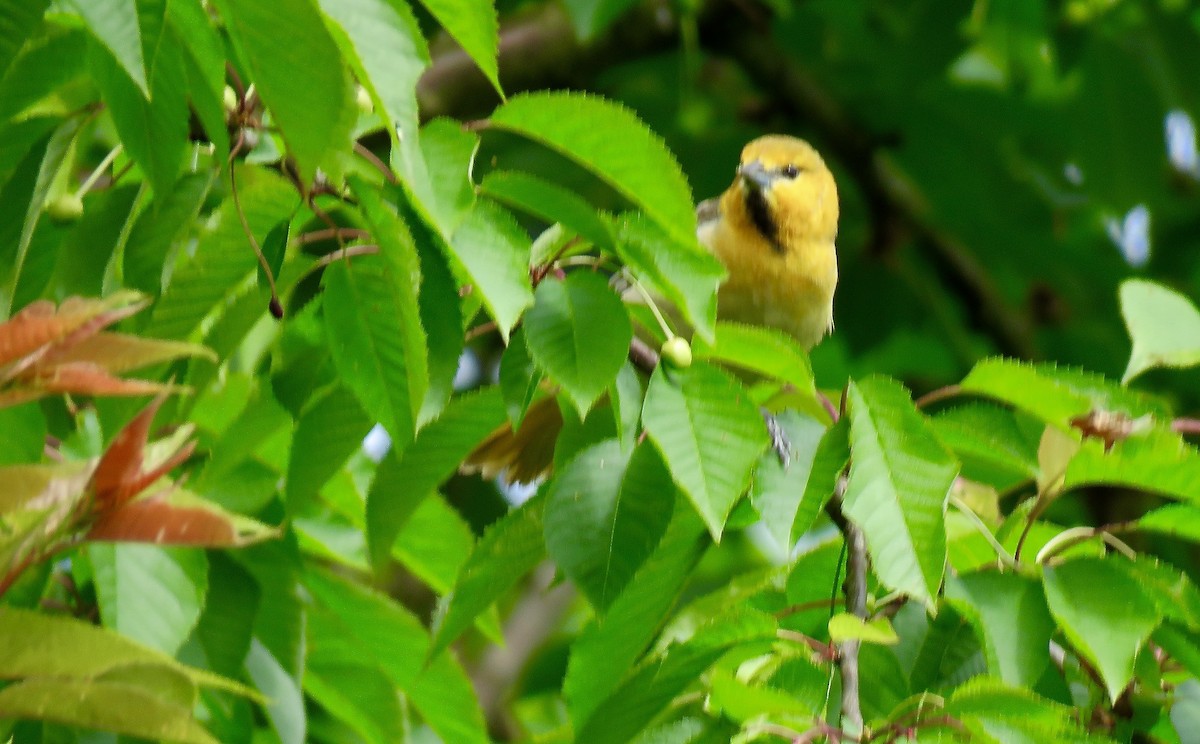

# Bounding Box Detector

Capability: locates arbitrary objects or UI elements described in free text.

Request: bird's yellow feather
[699,135,839,350]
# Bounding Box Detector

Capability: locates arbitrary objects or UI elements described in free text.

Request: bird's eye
[782,164,802,179]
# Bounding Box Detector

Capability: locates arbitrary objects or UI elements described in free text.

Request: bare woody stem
[825,477,866,739]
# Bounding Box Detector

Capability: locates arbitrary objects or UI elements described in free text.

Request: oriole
[467,135,839,483]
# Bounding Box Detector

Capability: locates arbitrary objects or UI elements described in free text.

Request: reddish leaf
[36,333,215,374]
[0,292,147,373]
[86,493,278,547]
[90,394,169,511]
[0,364,185,409]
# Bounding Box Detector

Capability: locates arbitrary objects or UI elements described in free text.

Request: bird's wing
[695,197,721,230]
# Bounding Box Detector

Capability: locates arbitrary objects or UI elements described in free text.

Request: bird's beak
[738,160,774,193]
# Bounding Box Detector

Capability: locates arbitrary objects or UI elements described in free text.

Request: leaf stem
[914,384,961,409]
[949,495,1017,569]
[75,144,123,197]
[228,132,281,316]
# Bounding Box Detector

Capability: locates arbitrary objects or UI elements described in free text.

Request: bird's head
[721,135,839,253]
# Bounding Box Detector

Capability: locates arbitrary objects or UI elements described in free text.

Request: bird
[465,135,839,483]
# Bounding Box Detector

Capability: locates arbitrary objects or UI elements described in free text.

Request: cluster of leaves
[2,1,1200,744]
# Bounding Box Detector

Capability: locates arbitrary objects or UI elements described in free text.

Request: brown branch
[294,227,370,245]
[628,336,660,375]
[824,476,865,740]
[1173,418,1200,435]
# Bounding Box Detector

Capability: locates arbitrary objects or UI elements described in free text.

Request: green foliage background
[4,0,1200,743]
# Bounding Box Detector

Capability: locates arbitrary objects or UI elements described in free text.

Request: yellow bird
[467,135,839,482]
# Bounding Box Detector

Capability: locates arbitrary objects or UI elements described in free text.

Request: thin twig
[294,227,370,245]
[354,142,398,185]
[914,384,962,409]
[309,243,380,272]
[1173,418,1200,435]
[228,132,281,314]
[824,476,865,740]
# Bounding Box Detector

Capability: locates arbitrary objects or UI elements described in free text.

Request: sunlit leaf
[412,0,500,96]
[524,271,631,417]
[563,505,707,724]
[642,362,767,540]
[844,376,957,610]
[430,492,546,658]
[544,439,674,611]
[828,613,898,645]
[1121,278,1200,383]
[1043,557,1161,703]
[946,572,1054,687]
[489,93,696,247]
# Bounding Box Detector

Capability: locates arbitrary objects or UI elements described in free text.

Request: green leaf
[489,93,697,248]
[0,402,45,465]
[124,172,214,295]
[1113,556,1200,631]
[317,0,429,156]
[931,403,1039,488]
[575,609,777,744]
[613,214,723,344]
[211,0,352,181]
[412,0,499,95]
[67,0,147,95]
[448,199,534,339]
[416,119,478,236]
[563,505,707,725]
[0,606,256,697]
[168,0,229,156]
[959,358,1165,427]
[524,271,632,417]
[642,362,768,540]
[195,553,260,677]
[89,544,208,657]
[286,385,373,512]
[544,439,674,611]
[0,677,216,744]
[945,677,1086,742]
[149,165,297,340]
[392,496,481,601]
[1062,430,1200,504]
[1137,503,1200,544]
[392,181,465,423]
[945,572,1053,687]
[694,322,816,398]
[245,638,305,744]
[708,669,810,725]
[791,418,849,543]
[748,411,827,550]
[828,613,899,645]
[1,121,75,315]
[305,567,489,743]
[90,26,188,195]
[480,170,615,250]
[1120,279,1200,383]
[498,326,542,428]
[323,253,426,450]
[430,492,547,657]
[366,388,506,568]
[304,663,405,744]
[49,185,138,300]
[0,0,49,81]
[1042,557,1161,702]
[844,376,958,610]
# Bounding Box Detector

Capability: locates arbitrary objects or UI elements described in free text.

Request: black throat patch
[744,187,784,254]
